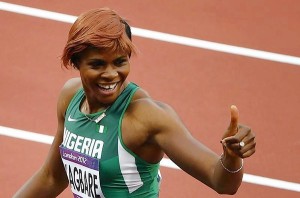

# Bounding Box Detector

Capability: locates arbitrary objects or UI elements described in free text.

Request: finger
[226,137,255,158]
[240,137,256,153]
[241,147,256,158]
[225,125,251,144]
[222,136,239,144]
[222,134,252,151]
[224,141,243,152]
[240,132,255,146]
[221,136,240,151]
[228,105,239,137]
[222,124,251,144]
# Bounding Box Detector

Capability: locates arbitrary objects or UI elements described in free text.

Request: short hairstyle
[61,8,136,69]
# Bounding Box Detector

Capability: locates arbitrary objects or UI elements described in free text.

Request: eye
[88,60,106,68]
[114,57,128,67]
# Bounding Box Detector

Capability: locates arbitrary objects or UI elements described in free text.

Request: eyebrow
[86,59,106,65]
[87,55,128,63]
[93,55,127,61]
[115,55,128,59]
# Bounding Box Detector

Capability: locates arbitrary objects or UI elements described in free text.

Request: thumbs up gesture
[221,105,256,158]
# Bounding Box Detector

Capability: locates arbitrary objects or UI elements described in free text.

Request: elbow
[217,189,238,195]
[214,185,240,195]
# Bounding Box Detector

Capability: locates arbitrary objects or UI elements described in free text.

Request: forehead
[80,47,128,60]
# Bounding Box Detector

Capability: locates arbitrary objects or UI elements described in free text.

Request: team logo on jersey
[67,115,78,122]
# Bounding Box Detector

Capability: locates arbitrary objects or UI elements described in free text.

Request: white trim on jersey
[118,139,143,193]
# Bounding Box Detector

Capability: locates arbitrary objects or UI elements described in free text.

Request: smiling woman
[74,47,131,110]
[13,7,256,198]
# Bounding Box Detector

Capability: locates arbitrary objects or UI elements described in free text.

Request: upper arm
[146,101,219,188]
[41,78,82,191]
[13,78,82,197]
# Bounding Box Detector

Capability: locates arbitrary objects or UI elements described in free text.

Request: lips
[97,82,118,94]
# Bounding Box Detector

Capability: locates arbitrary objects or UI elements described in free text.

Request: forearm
[13,168,68,198]
[212,153,244,194]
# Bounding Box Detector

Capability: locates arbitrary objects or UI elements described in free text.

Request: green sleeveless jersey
[60,82,161,198]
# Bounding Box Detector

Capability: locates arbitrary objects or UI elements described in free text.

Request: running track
[1,1,300,197]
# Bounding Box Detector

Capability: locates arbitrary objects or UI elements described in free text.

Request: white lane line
[0,1,76,23]
[1,125,300,192]
[1,1,300,66]
[0,125,54,144]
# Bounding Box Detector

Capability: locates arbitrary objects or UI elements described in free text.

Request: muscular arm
[13,127,69,198]
[136,100,254,194]
[13,78,82,198]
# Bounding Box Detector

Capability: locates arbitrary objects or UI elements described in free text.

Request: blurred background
[1,1,300,197]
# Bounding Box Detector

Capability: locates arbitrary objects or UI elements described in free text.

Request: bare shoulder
[130,87,174,114]
[57,77,82,118]
[127,87,179,133]
[60,77,82,95]
[131,87,173,111]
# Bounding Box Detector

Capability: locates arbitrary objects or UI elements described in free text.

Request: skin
[14,47,256,197]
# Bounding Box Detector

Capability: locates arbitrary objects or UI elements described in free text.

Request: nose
[101,65,118,79]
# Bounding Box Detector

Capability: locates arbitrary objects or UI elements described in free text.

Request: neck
[81,81,128,114]
[82,98,109,114]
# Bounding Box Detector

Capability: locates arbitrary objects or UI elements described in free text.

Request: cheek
[79,70,88,82]
[123,68,130,77]
[79,67,97,78]
[120,65,130,77]
[79,69,95,86]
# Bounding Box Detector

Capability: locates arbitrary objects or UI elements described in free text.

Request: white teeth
[98,83,117,90]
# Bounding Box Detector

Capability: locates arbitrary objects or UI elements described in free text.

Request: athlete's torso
[60,82,161,198]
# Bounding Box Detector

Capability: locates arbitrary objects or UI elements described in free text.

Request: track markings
[1,1,300,66]
[1,1,300,194]
[1,125,300,192]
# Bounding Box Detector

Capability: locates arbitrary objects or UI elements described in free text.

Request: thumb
[226,105,239,137]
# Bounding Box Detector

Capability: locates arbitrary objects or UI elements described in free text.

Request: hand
[221,105,256,158]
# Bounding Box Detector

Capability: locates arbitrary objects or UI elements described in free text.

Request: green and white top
[60,82,161,198]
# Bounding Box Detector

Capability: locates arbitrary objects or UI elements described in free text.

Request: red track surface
[1,1,300,197]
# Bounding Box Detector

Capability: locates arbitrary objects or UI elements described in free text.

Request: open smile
[97,82,118,93]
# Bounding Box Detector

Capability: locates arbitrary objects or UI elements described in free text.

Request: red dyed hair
[61,7,136,69]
